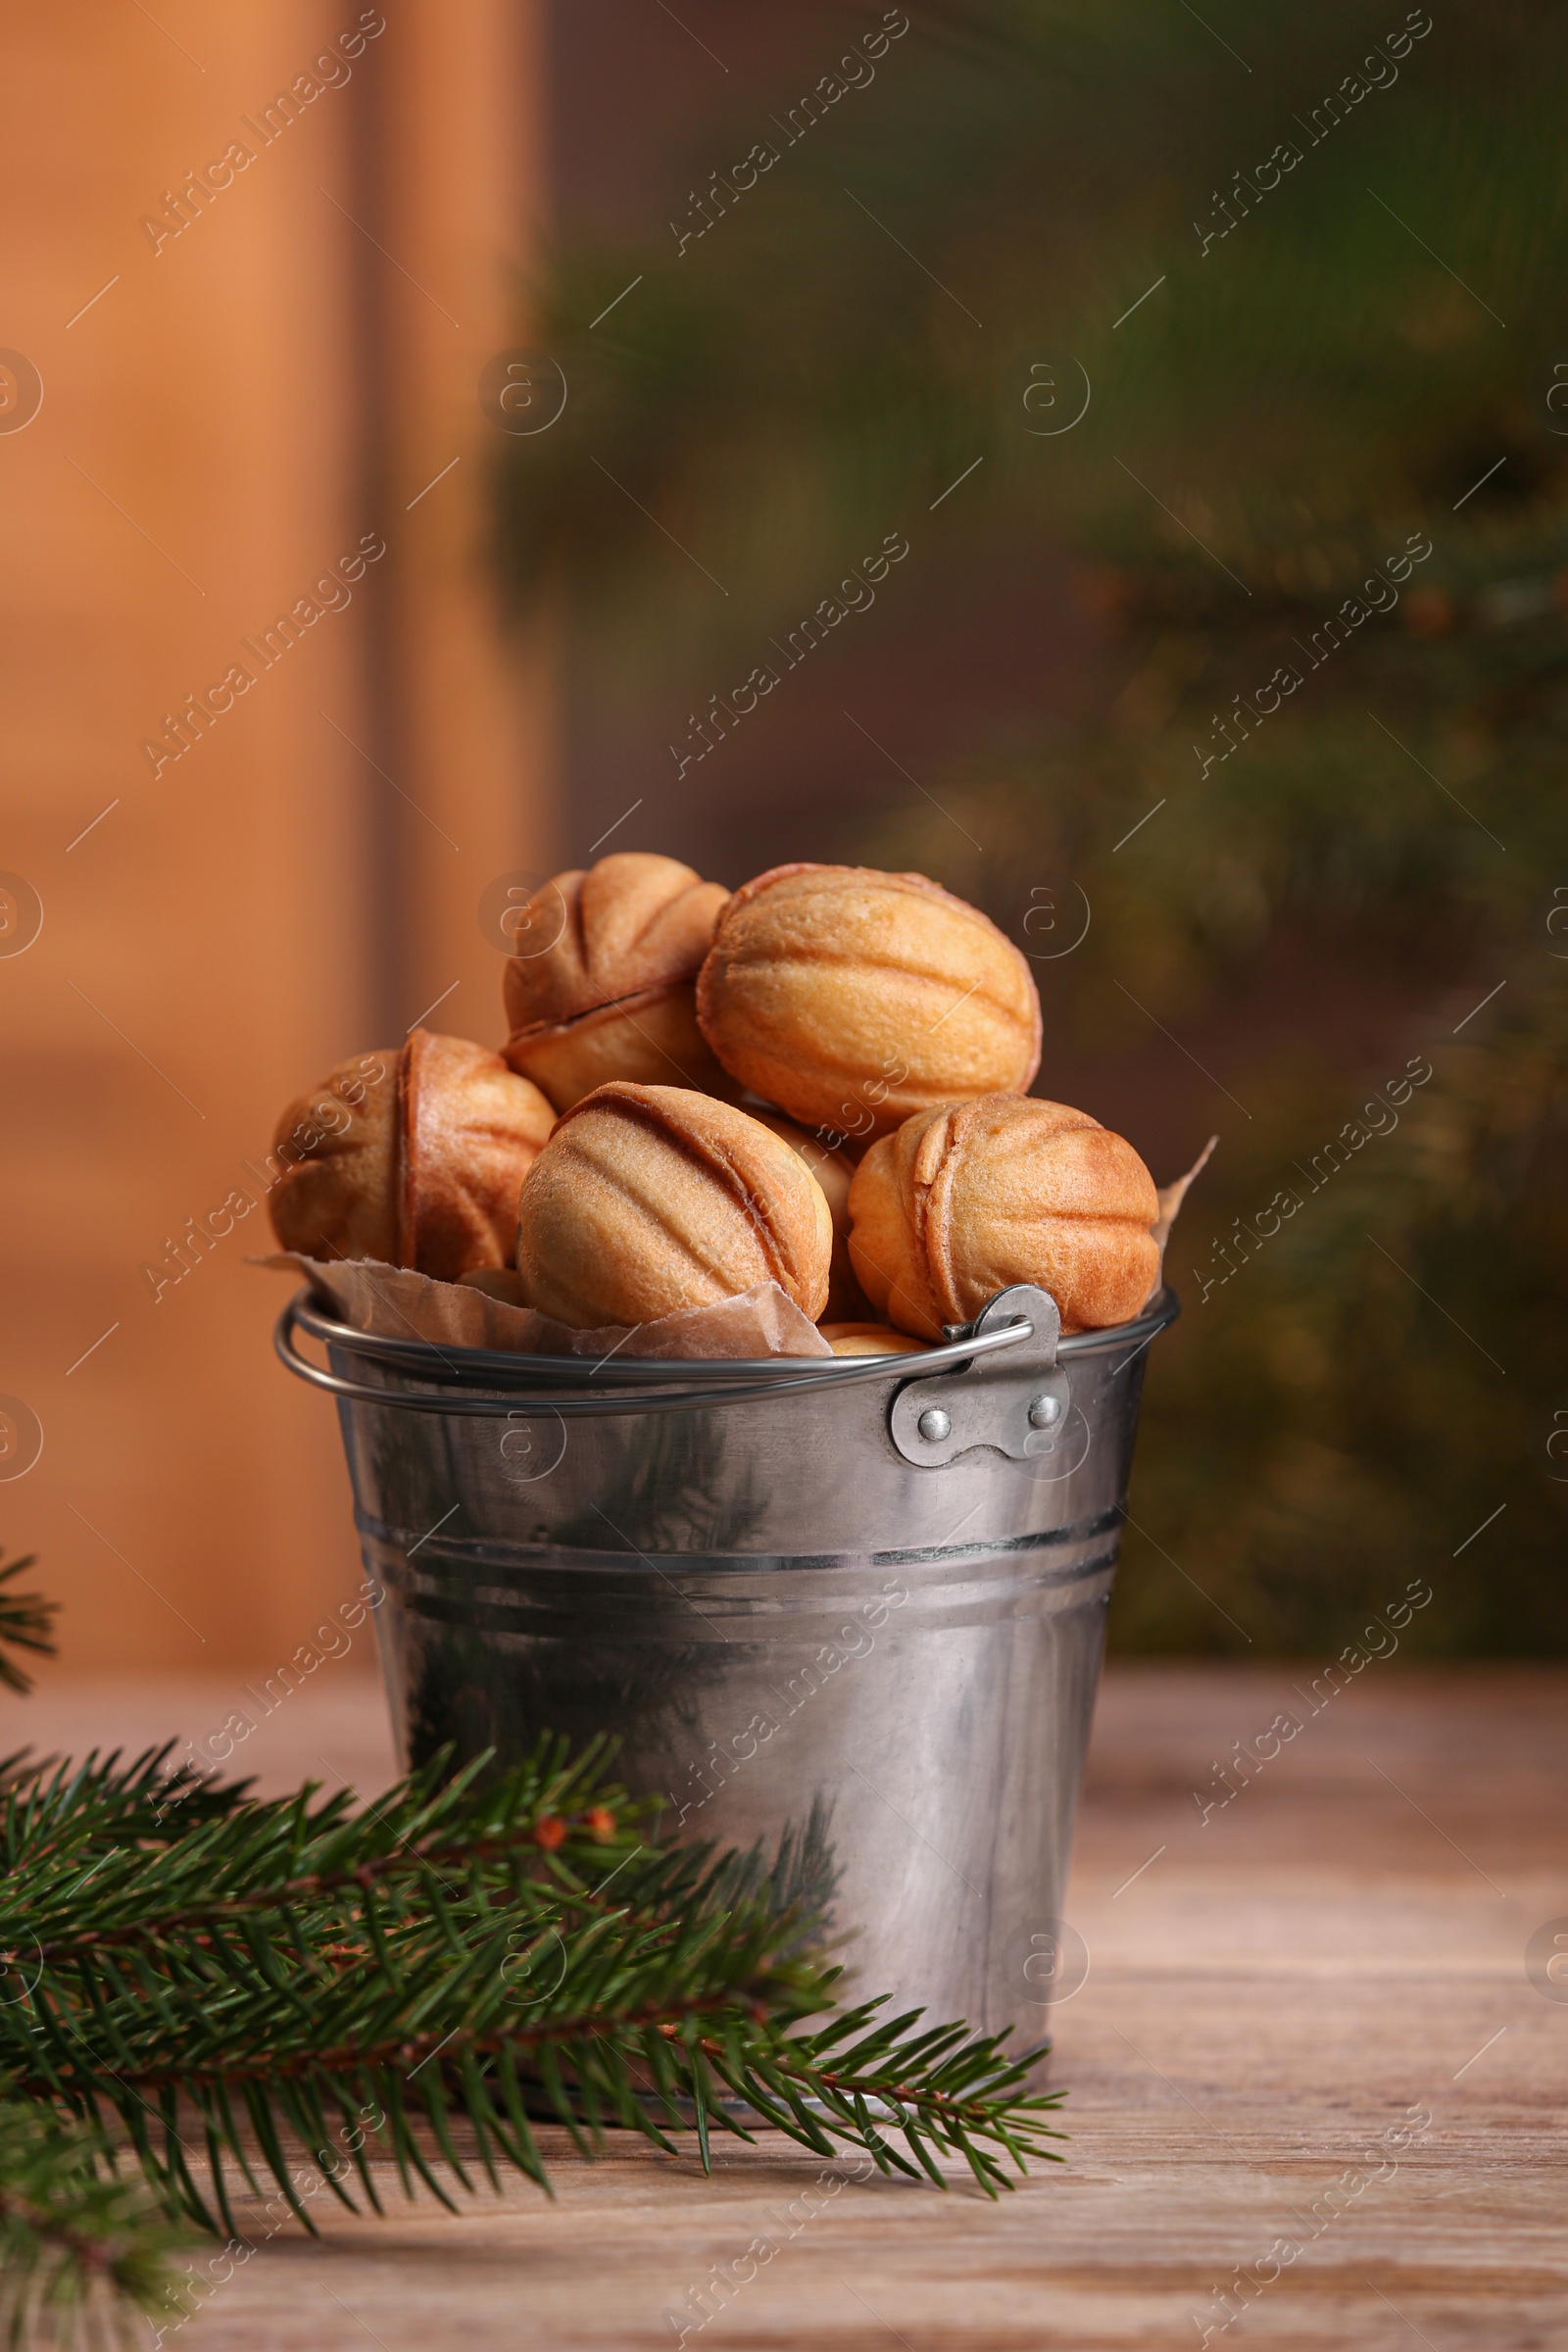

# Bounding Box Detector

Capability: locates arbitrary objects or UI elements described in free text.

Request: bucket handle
[889,1285,1075,1467]
[273,1291,1034,1419]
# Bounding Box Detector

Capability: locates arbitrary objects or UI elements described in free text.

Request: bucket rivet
[917,1405,953,1443]
[1028,1394,1063,1430]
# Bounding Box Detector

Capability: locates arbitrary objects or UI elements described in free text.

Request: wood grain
[26,1663,1568,2349]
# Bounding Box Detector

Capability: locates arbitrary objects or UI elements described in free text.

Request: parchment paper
[260,1253,834,1359]
[1150,1134,1218,1283]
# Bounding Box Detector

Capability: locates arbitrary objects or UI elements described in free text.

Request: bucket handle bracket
[888,1285,1072,1468]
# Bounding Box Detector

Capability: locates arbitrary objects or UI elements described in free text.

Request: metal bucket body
[298,1285,1175,2040]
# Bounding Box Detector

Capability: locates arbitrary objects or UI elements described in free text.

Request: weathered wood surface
[33,1664,1568,2349]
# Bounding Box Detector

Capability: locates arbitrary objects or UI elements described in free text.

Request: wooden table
[30,1666,1568,2349]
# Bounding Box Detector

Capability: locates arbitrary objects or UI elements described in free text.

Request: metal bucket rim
[289,1283,1180,1396]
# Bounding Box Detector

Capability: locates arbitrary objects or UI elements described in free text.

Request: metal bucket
[277,1279,1177,2041]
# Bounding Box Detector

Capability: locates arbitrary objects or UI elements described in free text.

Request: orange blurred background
[1,1,555,1671]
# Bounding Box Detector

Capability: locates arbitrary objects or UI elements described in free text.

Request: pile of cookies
[268,856,1161,1352]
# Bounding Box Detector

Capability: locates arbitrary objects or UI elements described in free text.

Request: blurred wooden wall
[0,1,555,1671]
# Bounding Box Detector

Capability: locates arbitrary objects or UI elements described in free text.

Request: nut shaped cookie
[746,1107,869,1322]
[503,852,732,1111]
[268,1050,401,1266]
[269,1031,554,1282]
[400,1031,555,1281]
[696,864,1041,1139]
[514,1083,833,1329]
[848,1095,1158,1339]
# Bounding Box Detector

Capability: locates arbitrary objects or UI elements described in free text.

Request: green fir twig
[0,2094,193,2348]
[0,1561,56,1700]
[0,1740,1064,2270]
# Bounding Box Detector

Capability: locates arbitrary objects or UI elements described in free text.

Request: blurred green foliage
[497,1,1568,1652]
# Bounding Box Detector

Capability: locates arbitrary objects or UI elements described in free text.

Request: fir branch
[0,2093,193,2347]
[0,1744,1065,2245]
[18,1752,628,1966]
[0,1740,636,1973]
[0,1559,56,1699]
[0,1747,255,1879]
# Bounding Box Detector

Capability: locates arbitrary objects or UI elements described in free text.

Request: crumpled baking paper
[260,1253,834,1359]
[1149,1134,1218,1294]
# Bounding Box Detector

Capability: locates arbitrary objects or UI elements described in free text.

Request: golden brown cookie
[818,1322,931,1356]
[745,1107,869,1321]
[696,863,1041,1139]
[514,1082,832,1330]
[268,1050,401,1266]
[502,852,732,1111]
[269,1032,554,1282]
[848,1095,1158,1339]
